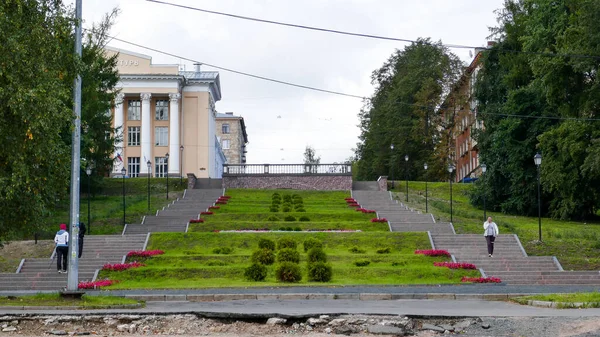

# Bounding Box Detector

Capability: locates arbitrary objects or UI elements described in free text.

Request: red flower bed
[414,249,451,257]
[361,209,376,214]
[370,218,388,223]
[344,197,355,201]
[461,276,502,283]
[208,206,220,210]
[220,195,232,199]
[78,279,118,289]
[215,201,227,205]
[201,211,214,215]
[434,262,477,270]
[189,218,204,223]
[348,203,360,207]
[102,262,145,271]
[126,250,165,258]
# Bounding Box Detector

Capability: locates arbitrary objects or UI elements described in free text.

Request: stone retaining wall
[223,175,352,190]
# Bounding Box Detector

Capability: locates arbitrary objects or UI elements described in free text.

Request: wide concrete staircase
[124,189,223,234]
[0,234,147,291]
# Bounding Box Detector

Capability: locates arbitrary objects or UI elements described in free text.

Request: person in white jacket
[483,217,499,257]
[54,223,69,273]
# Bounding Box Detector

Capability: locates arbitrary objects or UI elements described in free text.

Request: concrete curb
[526,300,600,309]
[0,303,143,311]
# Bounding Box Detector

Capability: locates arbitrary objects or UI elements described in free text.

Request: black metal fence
[223,164,352,175]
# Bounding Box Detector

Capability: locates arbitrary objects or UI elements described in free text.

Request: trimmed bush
[307,247,327,263]
[277,248,300,263]
[267,215,280,222]
[295,207,306,212]
[251,248,275,265]
[271,199,281,205]
[349,246,366,254]
[282,206,292,212]
[283,194,292,203]
[269,206,279,212]
[279,227,287,231]
[212,247,233,254]
[205,260,228,266]
[308,262,332,282]
[303,238,323,252]
[299,216,310,221]
[277,237,297,250]
[258,238,276,251]
[376,247,392,254]
[284,215,296,221]
[294,227,302,231]
[275,262,302,282]
[245,263,268,281]
[272,192,281,199]
[354,259,371,267]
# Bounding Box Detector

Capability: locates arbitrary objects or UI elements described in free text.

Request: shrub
[251,248,275,265]
[295,207,306,212]
[303,238,323,252]
[277,237,297,250]
[269,206,279,212]
[244,263,268,281]
[258,238,276,251]
[286,227,294,231]
[391,261,407,267]
[283,194,292,203]
[299,216,310,221]
[293,227,302,231]
[275,262,302,282]
[376,247,391,254]
[271,199,281,205]
[272,192,281,199]
[279,227,287,231]
[307,247,327,263]
[205,260,228,266]
[267,215,280,222]
[354,259,371,267]
[282,206,292,212]
[212,247,234,254]
[284,215,296,221]
[277,248,300,263]
[308,262,332,282]
[348,246,366,254]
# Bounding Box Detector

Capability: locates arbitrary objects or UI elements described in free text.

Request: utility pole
[66,0,83,293]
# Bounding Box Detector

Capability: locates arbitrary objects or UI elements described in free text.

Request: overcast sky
[74,0,504,164]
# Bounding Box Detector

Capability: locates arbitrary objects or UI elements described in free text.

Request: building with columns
[216,112,248,165]
[106,47,226,179]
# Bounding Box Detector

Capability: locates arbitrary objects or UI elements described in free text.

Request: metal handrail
[223,163,352,175]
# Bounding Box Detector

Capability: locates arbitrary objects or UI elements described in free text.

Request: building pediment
[105,47,179,75]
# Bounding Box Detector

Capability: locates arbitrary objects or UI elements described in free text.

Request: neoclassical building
[106,47,226,179]
[216,112,248,165]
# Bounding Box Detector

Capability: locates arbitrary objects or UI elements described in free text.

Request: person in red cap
[54,224,69,273]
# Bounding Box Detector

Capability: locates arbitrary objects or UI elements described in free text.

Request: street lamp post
[481,163,487,221]
[534,153,542,242]
[424,163,428,213]
[179,145,184,185]
[390,144,395,190]
[404,155,409,202]
[85,166,92,234]
[165,153,169,200]
[147,160,152,212]
[448,163,455,223]
[121,167,126,226]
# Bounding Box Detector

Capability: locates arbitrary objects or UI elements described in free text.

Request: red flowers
[102,262,145,271]
[356,208,376,214]
[201,211,214,215]
[126,250,164,258]
[434,262,477,270]
[370,218,388,223]
[414,249,451,257]
[215,201,227,205]
[344,197,355,201]
[78,279,118,289]
[348,203,360,207]
[208,206,220,210]
[461,276,502,283]
[189,218,204,223]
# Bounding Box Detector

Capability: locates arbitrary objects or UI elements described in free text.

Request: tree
[303,146,320,165]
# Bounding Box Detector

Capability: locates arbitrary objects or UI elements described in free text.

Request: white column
[140,92,152,175]
[168,93,181,176]
[112,93,125,174]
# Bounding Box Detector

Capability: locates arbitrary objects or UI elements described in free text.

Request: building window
[222,123,230,134]
[155,157,168,178]
[155,100,169,121]
[128,100,141,120]
[222,139,230,150]
[155,127,168,146]
[128,157,140,177]
[127,126,140,146]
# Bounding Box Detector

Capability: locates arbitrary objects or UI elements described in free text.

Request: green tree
[303,145,320,165]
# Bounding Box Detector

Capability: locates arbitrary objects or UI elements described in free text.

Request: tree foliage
[354,39,463,181]
[303,145,320,165]
[472,0,600,219]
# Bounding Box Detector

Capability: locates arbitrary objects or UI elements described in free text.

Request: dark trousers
[485,235,496,255]
[56,246,68,271]
[78,236,84,258]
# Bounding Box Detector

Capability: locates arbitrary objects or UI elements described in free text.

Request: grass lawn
[97,232,480,289]
[512,293,600,308]
[391,181,600,270]
[0,293,141,308]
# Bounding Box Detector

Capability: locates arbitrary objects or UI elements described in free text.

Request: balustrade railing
[223,164,352,175]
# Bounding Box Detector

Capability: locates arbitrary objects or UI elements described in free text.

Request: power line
[103,33,366,100]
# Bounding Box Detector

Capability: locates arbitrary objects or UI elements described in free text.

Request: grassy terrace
[393,181,600,270]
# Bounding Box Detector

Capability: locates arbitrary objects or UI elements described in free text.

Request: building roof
[180,71,222,101]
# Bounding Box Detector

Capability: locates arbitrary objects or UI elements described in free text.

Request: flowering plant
[461,276,502,283]
[434,262,477,270]
[220,195,232,199]
[208,206,220,210]
[344,197,355,201]
[126,250,165,258]
[215,200,227,205]
[201,211,214,215]
[370,218,388,223]
[348,203,360,207]
[356,208,376,214]
[189,218,204,223]
[78,279,118,289]
[102,262,145,271]
[414,249,451,257]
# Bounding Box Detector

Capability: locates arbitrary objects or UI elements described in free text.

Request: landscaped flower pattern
[461,276,502,283]
[201,211,214,215]
[126,250,165,258]
[189,219,204,223]
[433,262,477,269]
[78,279,118,289]
[208,206,220,210]
[102,262,145,271]
[414,249,451,257]
[356,208,376,214]
[370,218,388,223]
[216,229,362,233]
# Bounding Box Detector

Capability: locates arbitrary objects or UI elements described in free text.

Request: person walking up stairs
[54,224,69,273]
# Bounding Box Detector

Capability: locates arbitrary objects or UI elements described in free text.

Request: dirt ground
[0,240,54,272]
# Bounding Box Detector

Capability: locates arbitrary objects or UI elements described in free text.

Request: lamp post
[424,163,428,213]
[179,145,184,185]
[147,160,152,212]
[390,144,395,190]
[85,166,92,234]
[165,153,169,200]
[481,163,487,221]
[404,155,409,202]
[534,153,542,242]
[448,163,455,223]
[121,167,126,226]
